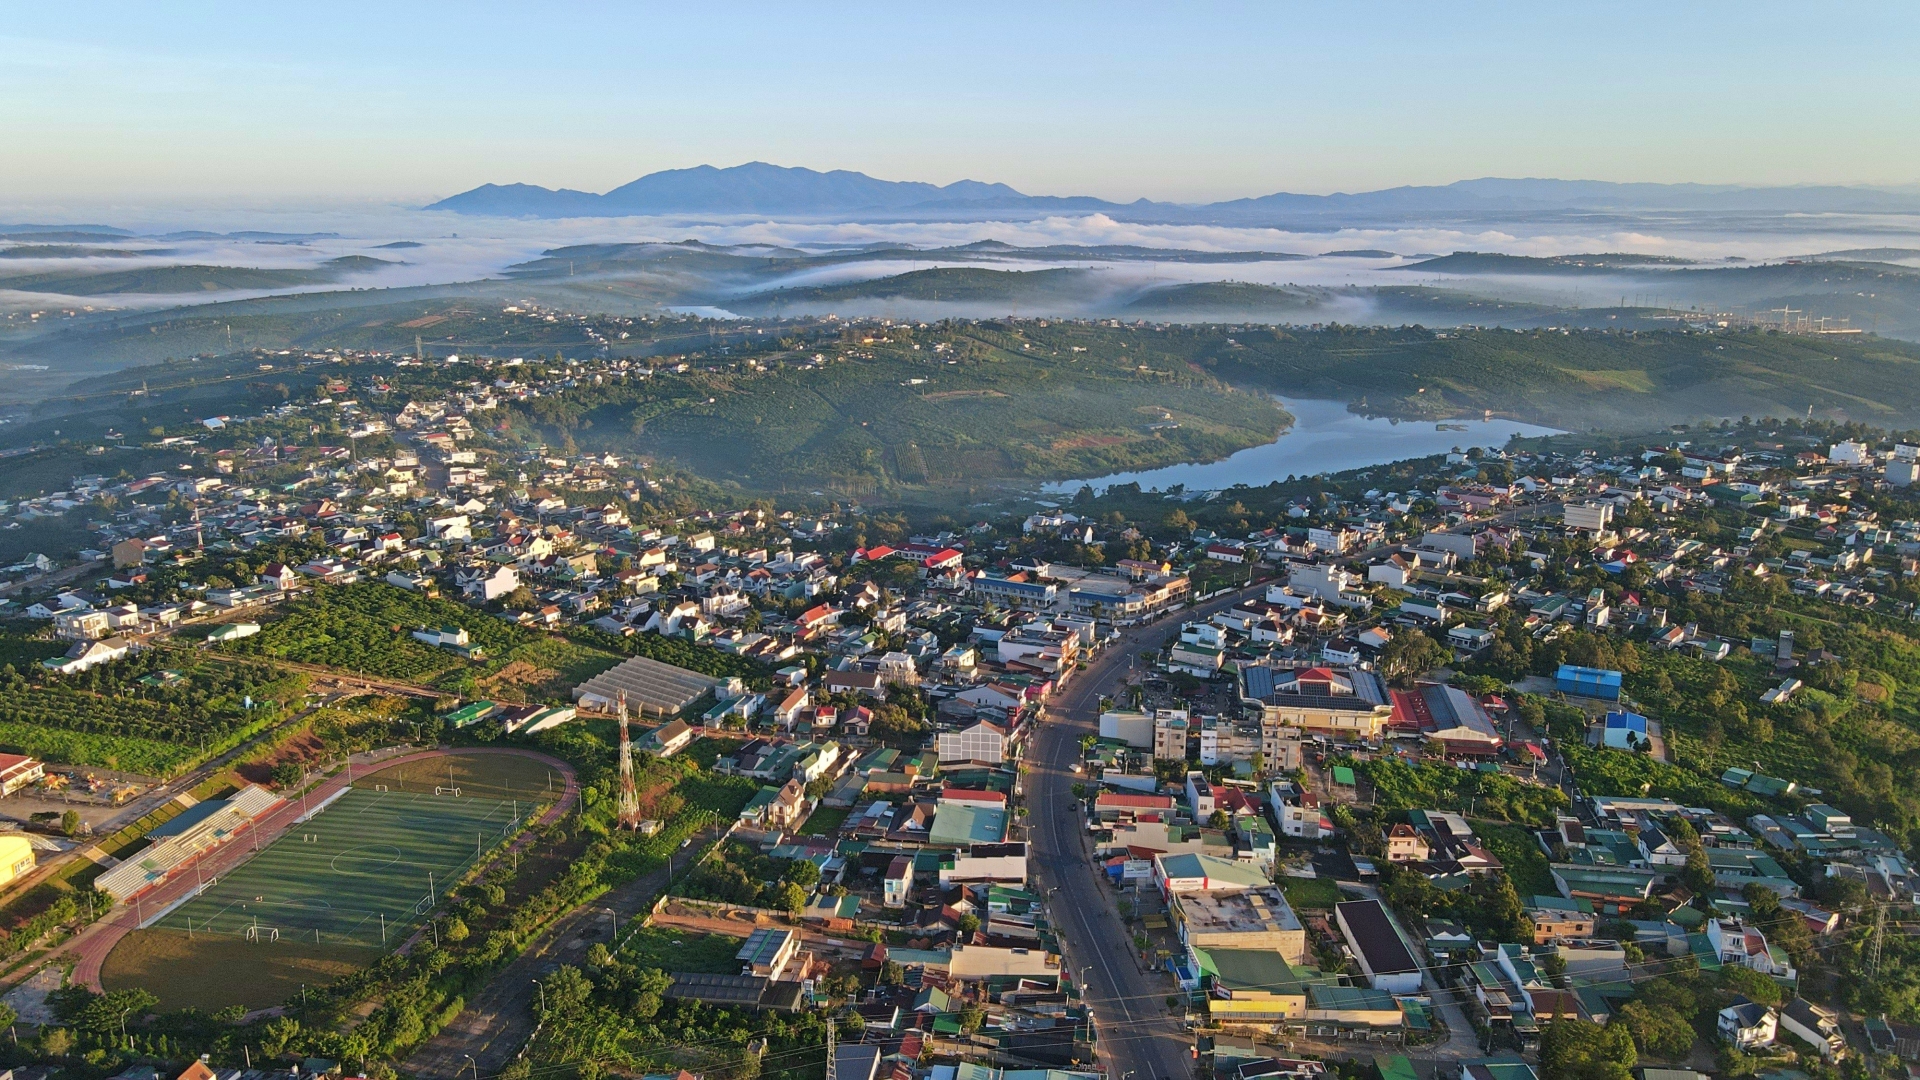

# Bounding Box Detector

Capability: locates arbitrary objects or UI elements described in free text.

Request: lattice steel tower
[616,691,640,829]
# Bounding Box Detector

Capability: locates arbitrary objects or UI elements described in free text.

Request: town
[0,323,1915,1080]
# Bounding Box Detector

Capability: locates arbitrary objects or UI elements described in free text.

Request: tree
[1379,628,1448,681]
[957,1004,985,1035]
[774,881,808,915]
[543,964,594,1016]
[38,1028,71,1057]
[60,809,81,837]
[956,913,980,934]
[1616,1000,1694,1060]
[1539,1018,1637,1080]
[783,859,821,888]
[630,967,672,1020]
[443,916,470,941]
[53,985,159,1041]
[868,704,929,749]
[1208,809,1231,830]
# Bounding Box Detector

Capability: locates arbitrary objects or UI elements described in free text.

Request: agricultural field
[443,636,624,702]
[617,925,744,976]
[565,626,768,685]
[221,582,535,683]
[0,647,305,776]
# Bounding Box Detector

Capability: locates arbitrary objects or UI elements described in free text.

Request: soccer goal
[434,786,462,797]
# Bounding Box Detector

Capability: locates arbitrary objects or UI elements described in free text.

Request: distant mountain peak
[425,165,1920,223]
[427,161,1030,219]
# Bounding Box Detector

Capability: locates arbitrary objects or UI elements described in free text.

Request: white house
[428,514,472,540]
[1718,998,1777,1050]
[1828,441,1870,466]
[44,636,131,675]
[412,625,470,649]
[1780,998,1846,1060]
[1707,918,1796,982]
[461,564,521,601]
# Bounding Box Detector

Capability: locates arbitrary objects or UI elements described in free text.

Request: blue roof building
[1556,664,1622,700]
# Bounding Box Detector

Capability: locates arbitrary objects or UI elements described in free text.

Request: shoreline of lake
[1043,397,1564,494]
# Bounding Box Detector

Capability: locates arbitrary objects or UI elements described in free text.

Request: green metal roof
[1377,1055,1420,1080]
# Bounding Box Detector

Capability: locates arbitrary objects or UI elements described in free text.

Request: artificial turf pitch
[148,786,523,949]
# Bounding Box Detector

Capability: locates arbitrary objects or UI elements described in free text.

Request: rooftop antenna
[616,691,640,829]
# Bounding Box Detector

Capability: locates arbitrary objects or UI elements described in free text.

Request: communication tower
[616,692,640,829]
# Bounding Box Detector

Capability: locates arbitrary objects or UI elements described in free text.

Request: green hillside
[731,267,1102,315]
[1165,324,1920,429]
[505,324,1290,493]
[0,245,171,259]
[1121,281,1327,317]
[1397,251,1699,274]
[0,255,391,296]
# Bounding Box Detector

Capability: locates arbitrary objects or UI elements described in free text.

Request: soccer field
[149,786,523,949]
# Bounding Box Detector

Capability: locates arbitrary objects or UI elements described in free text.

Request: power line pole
[1870,899,1887,977]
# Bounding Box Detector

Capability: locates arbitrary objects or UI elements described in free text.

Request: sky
[5,1,1920,211]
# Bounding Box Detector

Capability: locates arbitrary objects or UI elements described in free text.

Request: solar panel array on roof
[572,654,724,716]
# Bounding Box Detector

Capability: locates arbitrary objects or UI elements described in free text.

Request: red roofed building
[0,754,43,797]
[796,604,842,637]
[939,787,1007,807]
[1094,791,1175,822]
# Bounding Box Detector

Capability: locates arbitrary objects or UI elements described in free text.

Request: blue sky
[5,2,1917,208]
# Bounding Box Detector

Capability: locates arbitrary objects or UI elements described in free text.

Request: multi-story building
[1153,710,1192,761]
[1239,665,1396,741]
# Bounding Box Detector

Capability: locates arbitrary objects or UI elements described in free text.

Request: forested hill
[1110,324,1920,431]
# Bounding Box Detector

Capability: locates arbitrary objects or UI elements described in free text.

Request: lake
[1046,397,1564,494]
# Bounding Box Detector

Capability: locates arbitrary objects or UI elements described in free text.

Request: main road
[1025,577,1272,1080]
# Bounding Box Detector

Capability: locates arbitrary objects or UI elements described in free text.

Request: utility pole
[1870,899,1887,976]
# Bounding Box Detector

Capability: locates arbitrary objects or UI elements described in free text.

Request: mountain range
[426,162,1920,222]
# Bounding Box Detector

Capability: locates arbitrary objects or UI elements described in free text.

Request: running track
[63,747,580,990]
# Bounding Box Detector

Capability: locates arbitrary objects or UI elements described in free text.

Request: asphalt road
[1026,580,1272,1080]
